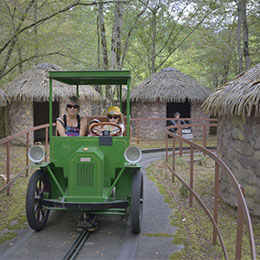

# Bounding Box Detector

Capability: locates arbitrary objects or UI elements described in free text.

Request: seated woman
[88,106,125,137]
[56,96,87,136]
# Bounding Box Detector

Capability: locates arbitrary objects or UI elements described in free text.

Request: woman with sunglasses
[56,96,87,136]
[105,106,125,136]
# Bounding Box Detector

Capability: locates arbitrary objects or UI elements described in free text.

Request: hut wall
[8,102,34,146]
[131,102,166,139]
[217,115,260,217]
[190,103,209,138]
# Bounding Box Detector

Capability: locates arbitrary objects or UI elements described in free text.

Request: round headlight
[28,145,45,163]
[124,146,142,164]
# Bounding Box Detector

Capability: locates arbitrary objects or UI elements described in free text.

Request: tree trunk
[236,0,243,73]
[97,15,101,70]
[110,0,124,105]
[17,44,23,74]
[240,0,250,69]
[98,0,111,108]
[151,10,157,74]
[34,0,39,65]
[98,0,109,70]
[115,2,123,70]
[95,13,102,114]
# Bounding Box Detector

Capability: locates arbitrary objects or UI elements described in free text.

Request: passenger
[105,106,125,136]
[56,96,87,136]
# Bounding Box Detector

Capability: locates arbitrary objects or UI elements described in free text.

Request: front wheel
[26,170,51,231]
[130,170,143,234]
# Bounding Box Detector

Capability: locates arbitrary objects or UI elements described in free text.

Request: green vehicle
[26,70,143,234]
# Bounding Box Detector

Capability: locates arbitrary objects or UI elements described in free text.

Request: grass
[0,145,32,244]
[146,154,260,259]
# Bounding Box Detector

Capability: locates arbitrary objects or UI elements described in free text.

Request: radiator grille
[77,163,94,187]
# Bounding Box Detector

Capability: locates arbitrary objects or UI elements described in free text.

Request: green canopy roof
[49,70,131,85]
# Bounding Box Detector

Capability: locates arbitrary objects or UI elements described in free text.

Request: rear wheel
[130,170,143,234]
[26,170,51,231]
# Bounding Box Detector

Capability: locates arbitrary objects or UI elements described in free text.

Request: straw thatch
[130,67,210,103]
[3,63,100,103]
[0,89,8,106]
[202,63,260,117]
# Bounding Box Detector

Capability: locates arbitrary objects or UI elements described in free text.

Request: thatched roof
[202,63,260,117]
[4,63,100,103]
[130,67,210,103]
[0,89,8,106]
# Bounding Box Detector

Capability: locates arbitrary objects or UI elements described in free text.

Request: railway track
[62,214,97,260]
[62,227,90,260]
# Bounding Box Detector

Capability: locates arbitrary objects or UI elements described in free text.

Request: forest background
[0,0,259,107]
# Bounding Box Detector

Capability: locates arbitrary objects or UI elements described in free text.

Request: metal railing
[0,123,53,195]
[131,117,217,150]
[165,126,256,260]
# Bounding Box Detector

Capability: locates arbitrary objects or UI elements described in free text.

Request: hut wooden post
[6,141,10,195]
[26,133,29,177]
[137,120,140,144]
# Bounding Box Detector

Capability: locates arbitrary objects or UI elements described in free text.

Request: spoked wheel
[26,170,51,231]
[130,170,144,234]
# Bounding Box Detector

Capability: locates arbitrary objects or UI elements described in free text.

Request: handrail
[0,123,55,195]
[165,127,256,260]
[131,117,217,153]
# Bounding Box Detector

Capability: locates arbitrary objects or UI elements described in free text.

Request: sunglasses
[107,114,119,119]
[67,104,79,109]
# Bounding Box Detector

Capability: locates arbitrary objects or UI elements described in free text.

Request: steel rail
[62,228,90,260]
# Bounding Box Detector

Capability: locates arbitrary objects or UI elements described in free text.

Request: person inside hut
[169,112,186,133]
[56,96,87,136]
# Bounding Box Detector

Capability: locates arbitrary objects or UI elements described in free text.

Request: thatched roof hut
[3,63,100,144]
[4,63,100,102]
[202,63,260,117]
[131,67,210,103]
[202,63,260,217]
[0,89,8,107]
[130,67,211,139]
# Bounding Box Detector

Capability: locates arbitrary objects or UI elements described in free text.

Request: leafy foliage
[0,0,259,91]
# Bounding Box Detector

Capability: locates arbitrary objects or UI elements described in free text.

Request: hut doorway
[166,100,190,125]
[33,101,59,142]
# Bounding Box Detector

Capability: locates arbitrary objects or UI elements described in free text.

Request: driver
[105,106,125,136]
[88,106,125,137]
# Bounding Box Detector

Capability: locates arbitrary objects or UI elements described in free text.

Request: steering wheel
[89,122,122,136]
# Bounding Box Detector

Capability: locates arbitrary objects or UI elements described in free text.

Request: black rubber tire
[26,170,51,231]
[130,170,143,234]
